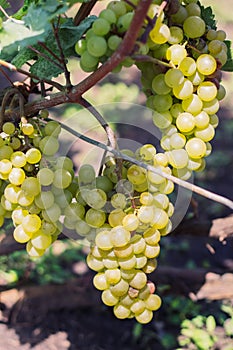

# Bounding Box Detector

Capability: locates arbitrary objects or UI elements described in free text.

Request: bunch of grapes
[0,113,77,257]
[138,0,227,179]
[68,144,174,323]
[75,0,136,72]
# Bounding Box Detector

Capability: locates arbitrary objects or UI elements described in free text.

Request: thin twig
[55,118,233,211]
[78,97,117,149]
[0,67,14,86]
[133,54,173,68]
[28,46,64,70]
[0,5,23,24]
[52,20,72,89]
[0,59,64,91]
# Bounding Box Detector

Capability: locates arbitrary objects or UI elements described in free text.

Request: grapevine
[0,0,232,325]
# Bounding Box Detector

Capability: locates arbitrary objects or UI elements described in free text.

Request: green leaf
[199,3,217,30]
[222,40,233,72]
[29,16,96,80]
[0,19,46,61]
[11,47,37,68]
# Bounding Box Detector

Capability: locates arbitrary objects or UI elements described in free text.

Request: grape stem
[132,54,173,68]
[54,118,233,211]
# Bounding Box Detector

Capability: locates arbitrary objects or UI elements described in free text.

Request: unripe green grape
[79,164,96,185]
[92,18,110,36]
[80,50,98,68]
[167,149,189,169]
[170,132,186,149]
[173,79,193,100]
[87,36,107,57]
[196,54,217,75]
[3,122,15,135]
[111,192,127,209]
[216,84,226,100]
[216,29,226,41]
[0,145,13,160]
[186,2,201,16]
[170,103,184,119]
[176,112,195,132]
[194,124,215,142]
[37,168,54,186]
[26,147,42,163]
[164,68,184,88]
[75,39,87,55]
[64,202,85,220]
[194,111,210,128]
[113,303,131,319]
[110,278,129,297]
[209,114,219,128]
[152,43,169,60]
[166,44,187,65]
[21,177,41,197]
[152,74,171,95]
[197,81,217,102]
[31,231,52,250]
[171,5,188,24]
[44,121,61,136]
[168,26,184,44]
[208,40,223,55]
[202,98,219,115]
[153,193,169,210]
[99,8,117,24]
[153,94,173,113]
[153,110,173,129]
[179,57,196,76]
[182,94,203,115]
[183,16,206,39]
[95,175,113,193]
[107,35,122,51]
[42,203,61,222]
[207,29,217,41]
[35,191,54,210]
[185,137,207,158]
[10,137,21,150]
[85,208,106,228]
[117,12,133,33]
[213,49,227,66]
[93,272,109,290]
[83,188,107,210]
[107,1,127,18]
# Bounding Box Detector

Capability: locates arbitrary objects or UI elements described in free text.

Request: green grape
[216,29,226,41]
[209,114,219,128]
[117,12,133,33]
[152,74,171,95]
[194,124,215,142]
[35,191,54,210]
[171,5,188,24]
[107,1,127,18]
[42,203,61,222]
[153,94,173,113]
[93,18,110,36]
[10,137,21,150]
[186,2,201,16]
[179,57,196,76]
[166,44,187,65]
[21,123,34,136]
[194,111,210,128]
[53,168,72,189]
[21,177,41,196]
[216,84,226,100]
[11,151,26,168]
[173,79,193,99]
[26,148,42,164]
[167,149,189,169]
[138,144,156,162]
[168,26,184,44]
[202,98,219,115]
[153,110,173,129]
[80,51,99,69]
[22,214,41,234]
[197,81,217,101]
[31,232,52,250]
[196,54,217,75]
[127,165,146,185]
[99,8,117,24]
[85,208,106,228]
[0,145,13,160]
[164,68,184,88]
[75,39,87,55]
[108,209,126,227]
[188,70,204,86]
[182,94,203,114]
[37,168,54,186]
[87,36,107,57]
[183,16,206,38]
[185,137,207,158]
[107,35,122,51]
[170,103,184,119]
[8,167,25,186]
[176,112,195,132]
[3,122,15,135]
[64,202,85,220]
[13,225,32,243]
[79,164,96,184]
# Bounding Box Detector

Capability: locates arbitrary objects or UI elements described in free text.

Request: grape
[37,168,54,186]
[21,177,41,196]
[153,95,173,113]
[31,232,52,250]
[164,68,184,88]
[108,209,126,227]
[53,168,72,189]
[117,12,133,33]
[87,36,107,57]
[80,51,98,69]
[93,18,110,36]
[176,112,195,132]
[194,111,210,128]
[11,151,27,168]
[107,1,127,18]
[173,79,193,99]
[197,81,217,101]
[99,9,117,24]
[26,148,42,164]
[166,44,187,65]
[194,124,215,142]
[3,122,15,135]
[183,16,206,38]
[22,214,41,234]
[75,39,87,55]
[8,168,25,186]
[185,138,207,158]
[152,74,171,95]
[13,225,32,243]
[150,23,171,44]
[168,26,184,45]
[85,208,106,228]
[167,149,189,169]
[196,54,217,75]
[179,57,196,76]
[107,35,122,51]
[182,94,203,115]
[21,123,34,136]
[186,3,201,16]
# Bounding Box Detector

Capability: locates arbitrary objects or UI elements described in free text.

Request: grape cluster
[139,0,227,179]
[75,0,136,72]
[0,113,77,257]
[71,144,174,323]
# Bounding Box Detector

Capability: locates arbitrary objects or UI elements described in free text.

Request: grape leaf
[28,16,96,80]
[199,3,217,30]
[222,40,233,72]
[11,47,37,68]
